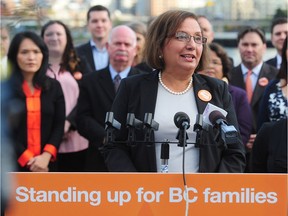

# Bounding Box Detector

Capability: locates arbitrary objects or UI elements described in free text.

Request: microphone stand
[143,113,159,146]
[176,124,189,216]
[126,113,143,147]
[160,140,170,173]
[193,114,204,148]
[175,127,189,147]
[104,112,121,146]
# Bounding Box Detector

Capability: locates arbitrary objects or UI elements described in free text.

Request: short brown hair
[87,5,110,22]
[144,10,209,71]
[237,27,266,44]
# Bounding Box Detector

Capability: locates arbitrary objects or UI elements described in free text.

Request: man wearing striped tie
[76,25,144,171]
[230,27,278,172]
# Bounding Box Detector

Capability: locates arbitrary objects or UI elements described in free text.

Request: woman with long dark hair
[8,31,65,172]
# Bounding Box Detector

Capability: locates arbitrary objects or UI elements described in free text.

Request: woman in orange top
[8,31,65,172]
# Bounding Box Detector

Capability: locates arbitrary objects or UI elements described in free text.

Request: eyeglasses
[210,60,222,66]
[175,31,207,44]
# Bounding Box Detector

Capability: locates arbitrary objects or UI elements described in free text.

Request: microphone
[174,112,190,130]
[174,112,189,147]
[209,110,238,146]
[105,112,121,130]
[209,110,227,126]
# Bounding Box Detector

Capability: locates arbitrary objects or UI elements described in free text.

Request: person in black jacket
[77,25,143,171]
[76,5,112,72]
[265,17,288,69]
[229,27,278,172]
[8,31,65,172]
[252,118,287,173]
[257,36,287,130]
[103,10,246,173]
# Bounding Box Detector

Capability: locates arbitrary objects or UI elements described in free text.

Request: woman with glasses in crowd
[103,10,246,173]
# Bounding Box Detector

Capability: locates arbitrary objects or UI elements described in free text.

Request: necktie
[114,74,121,92]
[245,70,253,103]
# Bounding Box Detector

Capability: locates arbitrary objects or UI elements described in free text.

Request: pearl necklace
[158,72,193,95]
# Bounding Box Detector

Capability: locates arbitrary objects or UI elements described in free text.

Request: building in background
[1,0,287,47]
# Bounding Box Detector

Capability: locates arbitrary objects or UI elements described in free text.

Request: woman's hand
[27,152,52,172]
[246,134,257,150]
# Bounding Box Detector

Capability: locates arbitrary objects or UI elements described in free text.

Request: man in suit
[77,25,143,171]
[197,15,214,44]
[197,15,234,66]
[230,27,278,172]
[76,5,112,72]
[266,17,288,69]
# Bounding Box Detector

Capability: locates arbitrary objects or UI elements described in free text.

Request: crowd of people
[1,5,287,174]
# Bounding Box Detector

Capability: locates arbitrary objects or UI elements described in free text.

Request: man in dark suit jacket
[76,5,112,72]
[77,25,143,171]
[265,17,288,69]
[230,27,278,172]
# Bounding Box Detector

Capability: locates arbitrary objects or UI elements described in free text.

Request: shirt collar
[90,40,107,52]
[241,62,263,76]
[109,64,131,80]
[276,54,282,68]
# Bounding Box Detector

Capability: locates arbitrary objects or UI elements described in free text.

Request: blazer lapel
[140,72,158,116]
[251,63,273,107]
[139,72,159,171]
[85,43,96,71]
[98,68,115,100]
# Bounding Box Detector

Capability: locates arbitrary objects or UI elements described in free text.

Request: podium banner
[5,173,287,216]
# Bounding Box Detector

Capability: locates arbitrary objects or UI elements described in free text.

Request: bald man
[197,15,214,43]
[77,25,145,171]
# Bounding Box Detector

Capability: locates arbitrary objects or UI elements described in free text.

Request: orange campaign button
[197,90,212,102]
[258,77,269,86]
[73,71,83,80]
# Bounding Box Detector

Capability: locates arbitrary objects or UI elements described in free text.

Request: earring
[159,55,162,59]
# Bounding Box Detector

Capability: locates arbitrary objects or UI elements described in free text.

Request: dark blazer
[229,63,278,131]
[252,118,287,173]
[229,84,253,146]
[13,78,65,171]
[76,66,143,171]
[76,41,97,72]
[265,56,277,68]
[104,72,246,173]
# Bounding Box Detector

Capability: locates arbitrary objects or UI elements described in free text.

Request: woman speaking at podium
[103,10,246,173]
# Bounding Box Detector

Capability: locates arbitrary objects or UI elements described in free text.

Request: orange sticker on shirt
[198,90,212,102]
[258,77,269,86]
[73,71,82,80]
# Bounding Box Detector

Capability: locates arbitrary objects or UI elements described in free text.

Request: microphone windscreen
[209,110,226,125]
[174,112,190,128]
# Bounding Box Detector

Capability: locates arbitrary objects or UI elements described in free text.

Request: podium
[5,173,287,216]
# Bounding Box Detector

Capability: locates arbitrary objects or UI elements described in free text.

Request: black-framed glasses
[175,31,207,44]
[210,60,222,66]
